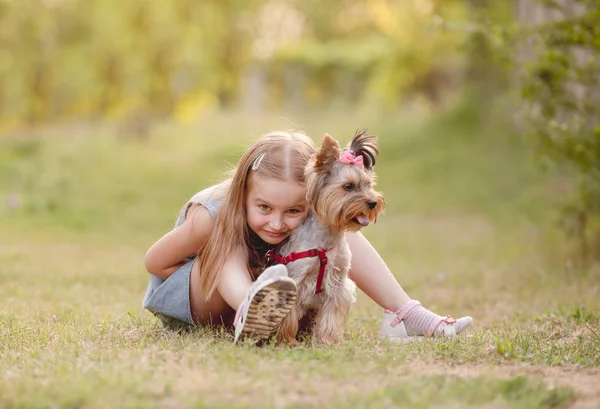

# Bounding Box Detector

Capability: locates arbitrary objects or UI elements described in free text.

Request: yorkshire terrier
[269,130,385,345]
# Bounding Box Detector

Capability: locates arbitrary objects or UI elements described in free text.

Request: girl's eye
[287,209,300,214]
[259,204,270,212]
[343,183,355,192]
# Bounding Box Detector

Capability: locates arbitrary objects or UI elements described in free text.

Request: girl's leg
[346,231,472,338]
[345,231,410,311]
[189,261,233,326]
[189,261,297,343]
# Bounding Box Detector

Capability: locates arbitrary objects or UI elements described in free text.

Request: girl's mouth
[265,230,286,238]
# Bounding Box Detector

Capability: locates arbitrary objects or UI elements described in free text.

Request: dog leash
[266,247,329,294]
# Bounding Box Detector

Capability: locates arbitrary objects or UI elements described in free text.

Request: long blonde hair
[196,131,317,301]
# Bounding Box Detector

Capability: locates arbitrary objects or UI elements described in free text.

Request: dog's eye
[343,183,355,192]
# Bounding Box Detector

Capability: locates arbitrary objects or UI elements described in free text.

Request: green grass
[1,105,599,408]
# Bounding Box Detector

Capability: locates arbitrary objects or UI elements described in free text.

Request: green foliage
[0,0,506,129]
[521,0,600,261]
[0,0,260,126]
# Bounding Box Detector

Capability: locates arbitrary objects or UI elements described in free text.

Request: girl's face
[246,176,308,245]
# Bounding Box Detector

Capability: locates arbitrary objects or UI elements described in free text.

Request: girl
[143,131,472,343]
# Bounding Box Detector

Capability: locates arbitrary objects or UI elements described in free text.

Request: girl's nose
[269,214,285,231]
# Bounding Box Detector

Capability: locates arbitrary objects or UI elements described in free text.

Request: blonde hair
[196,131,317,301]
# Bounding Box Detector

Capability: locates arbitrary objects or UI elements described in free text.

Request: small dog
[270,130,385,345]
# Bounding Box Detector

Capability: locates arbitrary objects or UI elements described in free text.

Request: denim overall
[143,196,222,329]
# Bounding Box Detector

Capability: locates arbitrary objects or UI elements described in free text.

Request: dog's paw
[312,331,343,346]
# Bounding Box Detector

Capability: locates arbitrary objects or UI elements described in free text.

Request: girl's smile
[245,176,308,244]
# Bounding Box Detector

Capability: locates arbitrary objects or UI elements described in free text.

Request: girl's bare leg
[188,260,250,326]
[189,259,297,343]
[346,231,473,338]
[346,231,410,311]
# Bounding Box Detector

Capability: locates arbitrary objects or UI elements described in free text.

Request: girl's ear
[314,133,340,172]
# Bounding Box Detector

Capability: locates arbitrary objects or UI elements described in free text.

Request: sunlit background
[0,0,509,127]
[1,0,597,254]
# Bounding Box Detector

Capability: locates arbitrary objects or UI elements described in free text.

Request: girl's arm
[144,204,214,279]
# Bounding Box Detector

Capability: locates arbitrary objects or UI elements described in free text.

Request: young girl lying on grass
[143,131,472,343]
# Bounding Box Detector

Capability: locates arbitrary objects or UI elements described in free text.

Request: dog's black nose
[367,200,377,209]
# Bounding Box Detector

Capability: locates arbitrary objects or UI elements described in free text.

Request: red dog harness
[266,247,329,294]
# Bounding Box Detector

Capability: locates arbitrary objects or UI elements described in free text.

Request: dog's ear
[349,129,378,170]
[314,133,340,172]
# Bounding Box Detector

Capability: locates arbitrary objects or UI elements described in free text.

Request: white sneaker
[233,265,297,344]
[380,300,473,342]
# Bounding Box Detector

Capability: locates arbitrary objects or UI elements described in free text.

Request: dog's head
[305,130,385,233]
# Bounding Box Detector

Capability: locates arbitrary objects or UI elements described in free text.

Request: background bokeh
[0,0,503,125]
[1,0,598,259]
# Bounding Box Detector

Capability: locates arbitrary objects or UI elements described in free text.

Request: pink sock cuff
[390,300,422,327]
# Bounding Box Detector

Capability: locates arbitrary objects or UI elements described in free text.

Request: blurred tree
[520,0,600,261]
[272,0,471,109]
[463,0,510,124]
[0,0,510,128]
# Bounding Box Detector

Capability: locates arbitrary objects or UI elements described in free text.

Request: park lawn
[1,107,599,408]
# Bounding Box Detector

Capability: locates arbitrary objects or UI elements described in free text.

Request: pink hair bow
[340,149,364,167]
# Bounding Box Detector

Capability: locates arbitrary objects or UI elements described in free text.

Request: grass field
[1,105,599,408]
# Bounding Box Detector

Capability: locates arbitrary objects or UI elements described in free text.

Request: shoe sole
[236,279,297,343]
